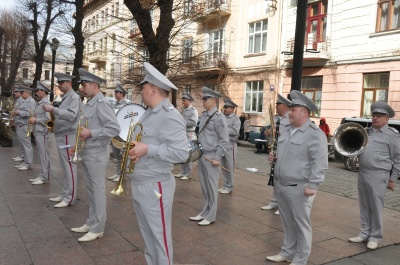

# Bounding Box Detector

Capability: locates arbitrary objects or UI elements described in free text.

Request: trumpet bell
[333,122,368,157]
[111,185,127,196]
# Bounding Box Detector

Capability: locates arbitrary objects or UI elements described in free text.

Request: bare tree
[20,0,64,87]
[59,0,85,91]
[0,9,31,93]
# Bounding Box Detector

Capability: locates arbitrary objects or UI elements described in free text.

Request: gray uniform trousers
[81,150,109,233]
[131,177,175,265]
[16,126,25,159]
[357,170,388,242]
[55,134,77,205]
[16,125,33,168]
[180,131,197,176]
[35,134,50,181]
[221,143,237,192]
[198,151,221,222]
[275,181,315,265]
[111,144,122,175]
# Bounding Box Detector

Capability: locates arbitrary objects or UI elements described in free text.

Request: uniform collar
[206,106,218,116]
[86,91,103,106]
[151,98,171,113]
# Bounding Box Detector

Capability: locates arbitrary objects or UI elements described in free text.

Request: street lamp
[49,37,60,102]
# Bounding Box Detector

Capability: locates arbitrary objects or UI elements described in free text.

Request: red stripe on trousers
[65,135,75,205]
[158,182,170,265]
[44,135,50,181]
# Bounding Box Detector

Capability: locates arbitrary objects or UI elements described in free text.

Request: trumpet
[25,109,34,138]
[70,115,88,162]
[46,106,55,132]
[111,119,143,196]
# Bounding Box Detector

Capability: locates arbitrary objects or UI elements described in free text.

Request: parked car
[334,117,400,171]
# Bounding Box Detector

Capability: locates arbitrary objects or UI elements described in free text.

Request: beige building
[81,0,400,132]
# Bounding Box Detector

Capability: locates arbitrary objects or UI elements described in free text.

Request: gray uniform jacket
[198,107,229,161]
[114,99,130,110]
[275,119,328,189]
[15,97,36,126]
[226,113,240,144]
[34,98,51,135]
[182,105,198,132]
[359,125,400,181]
[13,97,24,125]
[131,98,188,184]
[81,92,120,153]
[53,89,80,136]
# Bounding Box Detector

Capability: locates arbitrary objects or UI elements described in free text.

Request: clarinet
[268,118,280,186]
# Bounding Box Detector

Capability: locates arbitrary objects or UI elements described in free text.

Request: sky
[0,0,17,10]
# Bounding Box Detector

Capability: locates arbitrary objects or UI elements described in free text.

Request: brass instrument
[46,111,55,132]
[70,115,88,162]
[332,122,368,157]
[25,109,34,137]
[111,120,143,196]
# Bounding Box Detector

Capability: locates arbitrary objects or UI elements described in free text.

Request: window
[184,84,191,93]
[301,76,323,117]
[184,0,194,16]
[207,29,224,55]
[44,70,50,80]
[115,2,119,17]
[182,38,193,63]
[129,54,134,71]
[248,20,268,54]
[111,5,114,20]
[112,34,116,50]
[22,68,29,79]
[101,11,104,25]
[244,81,263,113]
[105,8,108,23]
[376,0,400,32]
[361,72,389,117]
[306,0,328,49]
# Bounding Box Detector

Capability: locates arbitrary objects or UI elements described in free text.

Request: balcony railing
[191,0,231,22]
[284,35,330,63]
[187,53,228,71]
[88,50,107,63]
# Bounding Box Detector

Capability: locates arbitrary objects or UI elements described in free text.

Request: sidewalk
[1,134,400,265]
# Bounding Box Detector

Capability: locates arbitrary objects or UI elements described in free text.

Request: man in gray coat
[29,82,51,184]
[128,62,188,264]
[107,83,131,182]
[70,68,120,242]
[219,97,240,194]
[267,90,328,265]
[43,73,80,208]
[11,87,25,161]
[12,87,36,171]
[189,87,229,226]
[349,101,400,250]
[261,94,291,215]
[174,91,198,180]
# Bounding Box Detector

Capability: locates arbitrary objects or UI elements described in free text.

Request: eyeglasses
[202,96,212,101]
[371,113,386,118]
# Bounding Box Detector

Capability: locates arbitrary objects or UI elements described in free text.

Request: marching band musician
[348,101,400,250]
[12,86,36,171]
[218,98,240,194]
[189,87,229,226]
[107,84,130,183]
[28,82,51,185]
[43,73,80,208]
[261,94,291,215]
[174,91,198,180]
[70,68,120,242]
[267,90,328,265]
[11,87,25,161]
[127,62,188,265]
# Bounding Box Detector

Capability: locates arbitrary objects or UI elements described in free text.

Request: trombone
[70,115,88,162]
[111,118,143,196]
[25,109,34,137]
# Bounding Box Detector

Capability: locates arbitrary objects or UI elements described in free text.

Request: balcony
[88,50,107,63]
[187,53,228,74]
[191,0,231,23]
[283,35,331,66]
